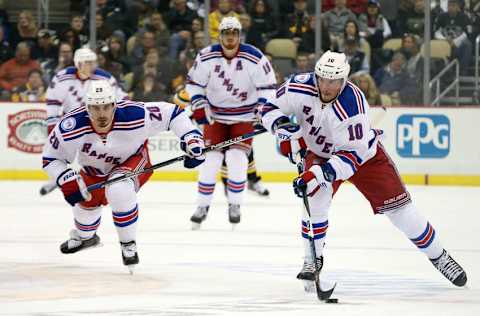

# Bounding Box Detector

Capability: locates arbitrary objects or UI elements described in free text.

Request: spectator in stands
[11,69,46,102]
[42,42,74,82]
[323,0,359,49]
[61,14,88,50]
[32,29,58,64]
[399,33,424,78]
[396,33,426,104]
[342,35,370,75]
[210,0,247,13]
[434,0,473,75]
[0,25,12,64]
[129,30,159,66]
[10,10,38,48]
[392,0,413,37]
[166,0,198,58]
[95,13,113,41]
[337,19,369,53]
[239,13,263,48]
[397,0,428,37]
[0,42,40,96]
[144,11,170,56]
[350,72,382,105]
[91,0,135,39]
[180,31,205,63]
[209,0,240,41]
[292,52,311,73]
[106,35,130,74]
[373,51,416,105]
[192,17,203,34]
[297,15,331,54]
[249,0,277,50]
[97,50,124,83]
[132,73,168,102]
[131,49,179,95]
[359,0,392,50]
[286,0,310,39]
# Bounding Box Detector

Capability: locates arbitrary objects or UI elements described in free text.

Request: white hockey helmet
[74,47,97,68]
[219,16,242,33]
[314,51,350,83]
[86,80,115,106]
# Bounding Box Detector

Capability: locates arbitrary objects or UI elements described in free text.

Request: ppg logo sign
[396,114,450,158]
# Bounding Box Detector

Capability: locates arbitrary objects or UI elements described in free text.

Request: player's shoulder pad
[115,100,145,122]
[199,44,223,62]
[144,101,184,124]
[53,66,77,81]
[237,43,262,64]
[57,107,91,141]
[286,72,318,97]
[332,81,367,122]
[93,67,112,79]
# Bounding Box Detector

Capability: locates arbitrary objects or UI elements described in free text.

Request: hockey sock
[386,203,444,259]
[197,151,224,206]
[225,148,248,205]
[106,178,138,243]
[72,204,102,239]
[302,215,329,259]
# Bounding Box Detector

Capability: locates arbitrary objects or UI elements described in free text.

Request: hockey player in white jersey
[186,17,276,229]
[42,80,205,271]
[40,47,128,196]
[260,51,467,289]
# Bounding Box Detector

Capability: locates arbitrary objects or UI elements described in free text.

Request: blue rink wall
[1,102,480,186]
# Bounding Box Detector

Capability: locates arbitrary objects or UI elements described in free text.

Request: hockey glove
[190,98,212,125]
[275,123,307,164]
[180,130,206,169]
[293,164,336,198]
[56,169,92,206]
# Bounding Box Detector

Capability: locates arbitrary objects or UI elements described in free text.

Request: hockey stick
[296,158,336,302]
[86,127,267,192]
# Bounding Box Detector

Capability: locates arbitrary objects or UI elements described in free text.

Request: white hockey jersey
[262,73,382,181]
[42,100,198,182]
[46,67,127,130]
[186,43,276,124]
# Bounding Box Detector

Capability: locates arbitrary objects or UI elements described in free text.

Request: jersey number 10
[348,123,363,141]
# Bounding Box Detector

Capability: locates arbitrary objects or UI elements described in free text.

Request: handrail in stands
[475,35,480,92]
[429,59,459,106]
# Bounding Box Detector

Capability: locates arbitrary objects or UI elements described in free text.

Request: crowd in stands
[0,0,479,106]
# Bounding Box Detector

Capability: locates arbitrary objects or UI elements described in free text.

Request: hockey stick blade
[86,127,267,192]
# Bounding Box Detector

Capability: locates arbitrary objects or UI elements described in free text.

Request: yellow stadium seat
[382,38,402,51]
[265,39,297,59]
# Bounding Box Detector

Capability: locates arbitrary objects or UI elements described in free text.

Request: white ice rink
[0,181,479,316]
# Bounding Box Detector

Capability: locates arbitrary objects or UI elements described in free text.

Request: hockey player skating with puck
[260,51,467,292]
[42,80,205,272]
[40,47,128,196]
[186,17,276,229]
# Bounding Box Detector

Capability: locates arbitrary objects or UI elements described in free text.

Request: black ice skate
[120,241,139,274]
[297,256,323,282]
[248,178,270,197]
[430,249,467,286]
[191,206,209,230]
[228,203,241,228]
[60,229,101,254]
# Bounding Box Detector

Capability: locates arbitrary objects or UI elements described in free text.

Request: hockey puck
[325,298,338,304]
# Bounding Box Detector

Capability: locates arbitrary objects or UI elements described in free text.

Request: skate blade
[127,265,135,275]
[302,280,316,293]
[191,222,201,230]
[231,223,239,231]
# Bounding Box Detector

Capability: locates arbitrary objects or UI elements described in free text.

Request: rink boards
[0,102,479,186]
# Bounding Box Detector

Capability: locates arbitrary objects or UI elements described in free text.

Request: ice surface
[0,181,478,315]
